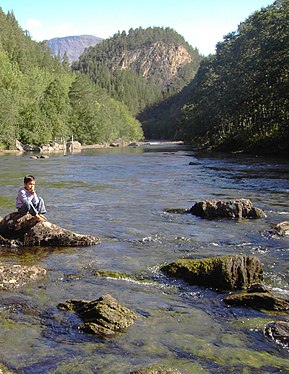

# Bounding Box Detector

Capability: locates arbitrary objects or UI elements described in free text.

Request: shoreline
[0,140,185,155]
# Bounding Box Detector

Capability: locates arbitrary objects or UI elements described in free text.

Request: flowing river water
[0,144,288,373]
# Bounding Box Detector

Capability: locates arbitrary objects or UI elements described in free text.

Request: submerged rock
[161,255,263,290]
[0,212,100,247]
[265,321,289,346]
[269,221,289,236]
[58,294,137,336]
[164,208,190,214]
[0,234,22,247]
[0,264,46,290]
[190,198,266,219]
[130,365,182,374]
[224,291,289,311]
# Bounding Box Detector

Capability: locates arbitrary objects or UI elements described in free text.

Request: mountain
[72,27,203,137]
[47,35,102,63]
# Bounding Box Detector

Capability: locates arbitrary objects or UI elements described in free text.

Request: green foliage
[0,7,143,149]
[178,0,289,155]
[72,27,202,121]
[68,74,143,144]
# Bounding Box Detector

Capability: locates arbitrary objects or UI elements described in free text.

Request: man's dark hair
[24,175,36,184]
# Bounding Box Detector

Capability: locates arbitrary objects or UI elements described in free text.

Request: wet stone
[0,212,100,247]
[0,264,46,291]
[130,365,182,374]
[224,291,289,311]
[265,321,289,346]
[58,294,137,336]
[161,255,263,290]
[190,198,266,219]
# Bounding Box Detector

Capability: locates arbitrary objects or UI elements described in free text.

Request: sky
[1,0,275,56]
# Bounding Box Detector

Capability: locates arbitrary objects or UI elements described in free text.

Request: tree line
[1,1,288,156]
[177,0,289,155]
[0,9,143,150]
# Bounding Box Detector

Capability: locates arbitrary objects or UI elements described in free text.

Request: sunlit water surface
[0,145,288,373]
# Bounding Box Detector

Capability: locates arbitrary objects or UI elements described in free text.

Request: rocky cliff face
[47,35,102,63]
[114,42,193,86]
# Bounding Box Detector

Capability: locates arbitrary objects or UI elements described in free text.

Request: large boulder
[0,212,100,247]
[0,264,46,291]
[66,140,82,152]
[0,212,40,239]
[190,199,266,219]
[23,220,99,246]
[161,255,263,290]
[58,294,137,336]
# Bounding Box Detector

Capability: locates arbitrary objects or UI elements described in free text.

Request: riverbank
[0,140,185,155]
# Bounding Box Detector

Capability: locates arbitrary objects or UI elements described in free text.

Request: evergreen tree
[72,27,202,118]
[178,0,289,155]
[0,7,143,149]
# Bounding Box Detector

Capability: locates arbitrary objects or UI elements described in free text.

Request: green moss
[231,317,275,329]
[162,255,262,290]
[93,270,132,280]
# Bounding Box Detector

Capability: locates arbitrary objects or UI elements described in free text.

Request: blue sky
[1,0,275,55]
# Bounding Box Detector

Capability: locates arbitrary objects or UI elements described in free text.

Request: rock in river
[269,221,289,236]
[265,321,289,346]
[224,289,289,311]
[58,294,137,336]
[0,264,46,291]
[190,198,266,219]
[161,255,263,290]
[0,212,100,247]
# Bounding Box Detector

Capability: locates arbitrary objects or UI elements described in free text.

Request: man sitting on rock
[16,175,47,222]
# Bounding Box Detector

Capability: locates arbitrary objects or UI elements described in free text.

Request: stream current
[0,144,288,373]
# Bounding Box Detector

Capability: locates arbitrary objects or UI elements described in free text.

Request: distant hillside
[72,27,203,135]
[47,35,102,63]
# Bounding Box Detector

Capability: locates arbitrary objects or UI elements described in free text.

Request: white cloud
[24,19,77,41]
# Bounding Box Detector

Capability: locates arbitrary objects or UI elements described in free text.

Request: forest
[177,0,289,155]
[72,27,202,116]
[0,8,143,149]
[0,0,288,156]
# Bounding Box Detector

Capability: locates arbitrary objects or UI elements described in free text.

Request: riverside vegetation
[0,0,288,154]
[0,9,143,150]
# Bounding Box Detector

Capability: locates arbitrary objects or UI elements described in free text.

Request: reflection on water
[0,146,289,373]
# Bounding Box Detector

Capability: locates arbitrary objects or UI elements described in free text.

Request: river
[0,144,288,373]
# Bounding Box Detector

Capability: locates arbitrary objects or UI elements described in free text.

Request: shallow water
[0,145,288,373]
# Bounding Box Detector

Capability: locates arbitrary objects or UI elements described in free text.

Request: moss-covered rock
[58,294,137,336]
[161,255,263,290]
[224,291,289,311]
[93,270,133,280]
